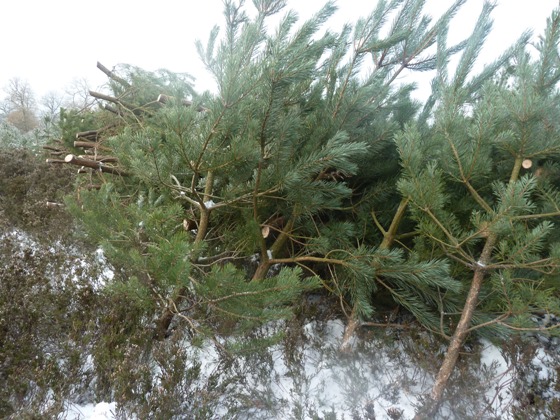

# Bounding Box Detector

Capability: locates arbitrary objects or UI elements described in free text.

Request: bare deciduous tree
[2,78,39,132]
[41,91,64,122]
[64,78,96,111]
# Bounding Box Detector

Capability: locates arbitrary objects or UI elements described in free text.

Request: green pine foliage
[398,8,560,337]
[58,0,560,350]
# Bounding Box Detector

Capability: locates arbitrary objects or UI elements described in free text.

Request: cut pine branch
[75,124,116,141]
[46,158,66,164]
[64,154,128,176]
[155,170,215,339]
[42,145,63,153]
[420,157,525,417]
[103,104,124,116]
[76,129,102,141]
[74,141,112,151]
[340,307,360,352]
[96,61,131,88]
[421,234,497,417]
[89,90,140,114]
[157,94,208,112]
[252,217,295,281]
[78,155,119,163]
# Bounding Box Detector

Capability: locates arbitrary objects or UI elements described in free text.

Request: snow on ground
[61,319,558,419]
[1,228,114,289]
[59,320,430,419]
[56,305,558,419]
[479,338,515,417]
[94,247,115,284]
[533,347,556,381]
[64,402,117,420]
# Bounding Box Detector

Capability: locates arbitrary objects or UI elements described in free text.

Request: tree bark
[75,123,117,140]
[102,104,124,116]
[64,154,127,176]
[340,307,359,352]
[43,145,63,152]
[89,90,138,113]
[76,129,102,141]
[419,234,496,417]
[74,141,112,151]
[96,61,131,88]
[78,154,118,163]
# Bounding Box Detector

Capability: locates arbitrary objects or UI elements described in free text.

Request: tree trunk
[418,158,523,416]
[74,141,112,151]
[340,307,359,352]
[78,155,118,163]
[46,158,66,164]
[252,217,294,281]
[154,291,186,340]
[89,90,139,114]
[76,126,116,141]
[155,172,214,339]
[96,61,131,88]
[252,259,272,281]
[418,237,496,418]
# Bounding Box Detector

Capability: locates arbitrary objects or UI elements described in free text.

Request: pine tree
[338,0,531,348]
[42,2,560,415]
[59,0,483,345]
[54,0,558,378]
[396,7,560,416]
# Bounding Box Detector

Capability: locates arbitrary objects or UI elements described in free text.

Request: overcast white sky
[0,0,557,102]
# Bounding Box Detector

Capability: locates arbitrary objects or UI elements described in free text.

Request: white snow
[1,229,114,290]
[56,310,560,419]
[94,248,115,283]
[204,199,216,209]
[64,402,117,420]
[58,319,560,419]
[533,347,555,381]
[479,338,514,416]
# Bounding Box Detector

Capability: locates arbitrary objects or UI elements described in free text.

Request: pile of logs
[44,62,141,181]
[45,124,125,179]
[44,62,204,183]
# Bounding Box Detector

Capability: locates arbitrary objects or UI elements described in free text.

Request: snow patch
[58,318,560,419]
[65,401,117,420]
[204,199,216,209]
[479,339,514,415]
[95,248,114,283]
[533,347,555,381]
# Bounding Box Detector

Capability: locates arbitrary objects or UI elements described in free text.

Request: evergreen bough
[57,3,560,415]
[64,0,474,344]
[399,7,560,414]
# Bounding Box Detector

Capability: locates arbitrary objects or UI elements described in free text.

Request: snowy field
[3,228,558,419]
[60,319,544,419]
